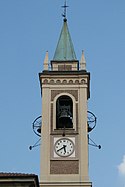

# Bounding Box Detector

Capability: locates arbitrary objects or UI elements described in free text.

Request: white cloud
[118,155,125,176]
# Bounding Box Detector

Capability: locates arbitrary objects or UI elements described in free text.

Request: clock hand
[57,145,66,152]
[57,146,64,152]
[63,145,66,153]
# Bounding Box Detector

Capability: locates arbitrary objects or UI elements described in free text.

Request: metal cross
[62,0,69,19]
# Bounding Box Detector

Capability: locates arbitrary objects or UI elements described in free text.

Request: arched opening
[56,95,73,129]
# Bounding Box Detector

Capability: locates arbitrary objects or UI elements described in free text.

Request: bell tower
[39,4,92,187]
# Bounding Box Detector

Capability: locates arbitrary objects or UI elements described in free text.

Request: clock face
[54,138,74,157]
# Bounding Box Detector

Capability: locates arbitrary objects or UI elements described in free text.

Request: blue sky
[0,0,125,187]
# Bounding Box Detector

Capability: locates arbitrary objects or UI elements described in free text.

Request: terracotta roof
[0,172,39,186]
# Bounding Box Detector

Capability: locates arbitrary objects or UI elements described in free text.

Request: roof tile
[0,172,36,177]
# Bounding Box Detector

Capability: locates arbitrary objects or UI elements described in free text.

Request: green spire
[53,19,77,61]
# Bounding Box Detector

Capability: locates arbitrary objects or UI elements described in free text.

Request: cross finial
[62,0,69,21]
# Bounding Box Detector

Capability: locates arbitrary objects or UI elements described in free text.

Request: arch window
[56,95,73,129]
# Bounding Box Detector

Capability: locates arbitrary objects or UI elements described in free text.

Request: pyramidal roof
[53,19,77,61]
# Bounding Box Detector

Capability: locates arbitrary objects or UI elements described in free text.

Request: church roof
[0,172,39,186]
[53,19,77,61]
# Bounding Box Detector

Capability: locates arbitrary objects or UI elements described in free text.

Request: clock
[54,138,74,157]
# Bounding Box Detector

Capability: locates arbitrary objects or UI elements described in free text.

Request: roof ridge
[0,172,37,177]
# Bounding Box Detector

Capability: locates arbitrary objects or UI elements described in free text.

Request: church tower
[39,3,92,187]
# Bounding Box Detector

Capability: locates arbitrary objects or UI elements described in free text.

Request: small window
[56,95,73,129]
[58,65,72,71]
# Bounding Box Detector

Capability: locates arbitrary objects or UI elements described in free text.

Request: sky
[0,0,125,187]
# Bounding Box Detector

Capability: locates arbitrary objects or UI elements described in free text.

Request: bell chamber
[56,95,73,129]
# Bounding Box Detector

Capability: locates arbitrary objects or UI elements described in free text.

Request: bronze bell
[58,105,73,128]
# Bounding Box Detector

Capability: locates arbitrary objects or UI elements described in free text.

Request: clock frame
[52,137,77,159]
[54,138,74,157]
